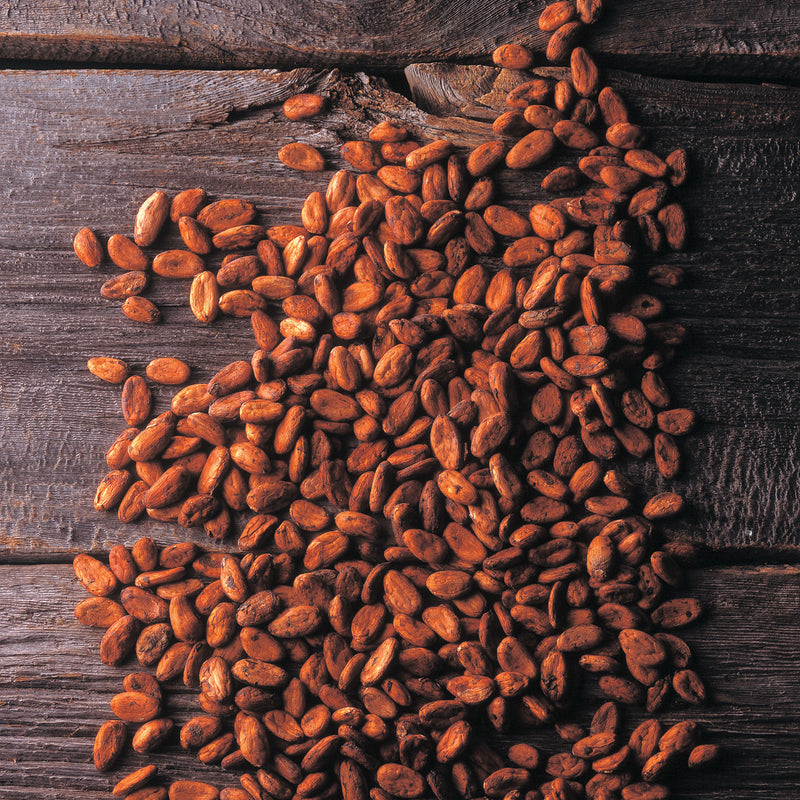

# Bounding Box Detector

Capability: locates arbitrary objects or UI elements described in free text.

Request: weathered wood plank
[1,0,799,81]
[0,66,798,557]
[1,563,798,797]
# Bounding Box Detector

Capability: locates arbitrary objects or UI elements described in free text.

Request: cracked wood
[0,67,798,557]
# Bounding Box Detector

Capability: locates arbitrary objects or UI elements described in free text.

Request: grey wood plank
[1,563,798,798]
[1,66,799,557]
[1,0,800,82]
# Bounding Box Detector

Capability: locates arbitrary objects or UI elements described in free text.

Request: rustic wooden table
[1,2,799,798]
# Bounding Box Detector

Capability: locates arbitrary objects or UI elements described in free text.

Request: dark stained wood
[1,0,800,81]
[1,563,798,797]
[0,12,798,794]
[0,66,799,557]
[1,0,799,793]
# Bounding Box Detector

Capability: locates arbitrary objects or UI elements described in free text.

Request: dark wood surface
[1,1,800,797]
[2,0,800,81]
[1,66,799,557]
[3,564,800,799]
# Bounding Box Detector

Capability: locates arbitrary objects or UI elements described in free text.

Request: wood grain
[1,0,800,81]
[1,563,798,797]
[1,9,798,799]
[0,66,798,557]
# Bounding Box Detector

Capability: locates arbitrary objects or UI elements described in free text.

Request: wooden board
[2,563,799,798]
[0,5,799,791]
[0,66,799,558]
[1,0,800,81]
[2,2,800,795]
